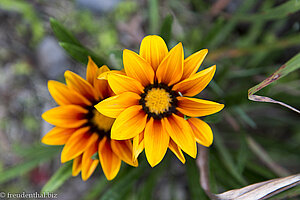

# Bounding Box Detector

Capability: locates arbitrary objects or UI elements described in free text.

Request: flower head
[96,35,224,167]
[42,57,137,180]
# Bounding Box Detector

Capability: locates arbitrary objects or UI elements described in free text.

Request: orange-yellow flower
[95,35,224,167]
[42,57,137,180]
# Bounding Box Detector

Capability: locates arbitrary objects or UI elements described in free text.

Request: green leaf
[237,0,300,22]
[214,131,248,185]
[83,177,108,200]
[50,18,82,47]
[100,162,147,200]
[160,15,173,46]
[59,42,105,67]
[248,52,300,113]
[149,0,159,34]
[186,157,209,200]
[41,162,73,193]
[0,146,59,184]
[50,18,106,68]
[137,162,165,200]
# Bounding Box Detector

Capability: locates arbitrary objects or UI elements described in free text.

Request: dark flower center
[140,82,178,120]
[85,102,114,138]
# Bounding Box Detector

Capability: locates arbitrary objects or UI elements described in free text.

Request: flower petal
[156,43,184,86]
[111,140,138,167]
[169,139,185,164]
[48,80,91,106]
[133,132,144,160]
[82,142,99,181]
[144,118,169,167]
[94,65,112,99]
[72,155,82,176]
[98,136,121,180]
[187,118,213,147]
[164,114,197,158]
[182,49,208,80]
[123,49,155,86]
[42,105,88,128]
[97,70,126,80]
[95,92,140,118]
[107,73,144,95]
[177,97,224,117]
[61,127,97,163]
[139,35,168,71]
[111,105,147,140]
[41,127,75,145]
[173,65,216,96]
[86,56,98,85]
[64,70,98,101]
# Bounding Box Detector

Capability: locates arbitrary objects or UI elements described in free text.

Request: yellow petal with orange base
[181,49,208,80]
[187,118,213,147]
[139,35,168,71]
[95,92,140,118]
[133,132,144,160]
[123,49,155,86]
[61,127,98,163]
[64,70,98,101]
[164,114,197,158]
[94,65,112,99]
[72,155,82,176]
[98,137,121,180]
[42,127,75,145]
[156,43,184,86]
[86,56,98,85]
[48,80,91,106]
[107,73,144,95]
[144,118,169,167]
[169,139,185,164]
[111,105,147,140]
[173,65,216,97]
[42,105,88,128]
[82,142,99,181]
[111,140,138,167]
[177,97,224,117]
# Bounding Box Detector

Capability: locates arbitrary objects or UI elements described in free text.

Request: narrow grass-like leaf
[50,18,82,47]
[247,136,290,177]
[100,162,147,200]
[59,42,105,67]
[137,163,165,200]
[236,134,249,174]
[83,177,107,200]
[248,52,300,113]
[0,146,59,184]
[208,35,300,61]
[149,0,159,34]
[214,131,247,185]
[237,0,300,22]
[160,15,173,46]
[186,156,209,200]
[41,162,73,193]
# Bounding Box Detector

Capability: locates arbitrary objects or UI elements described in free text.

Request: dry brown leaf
[216,174,300,200]
[196,145,300,200]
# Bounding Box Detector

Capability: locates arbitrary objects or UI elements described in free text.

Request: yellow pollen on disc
[91,109,115,132]
[145,88,172,115]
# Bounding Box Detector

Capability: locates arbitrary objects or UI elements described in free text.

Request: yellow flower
[95,35,224,167]
[42,57,138,181]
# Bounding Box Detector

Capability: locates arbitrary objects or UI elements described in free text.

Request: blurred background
[0,0,299,199]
